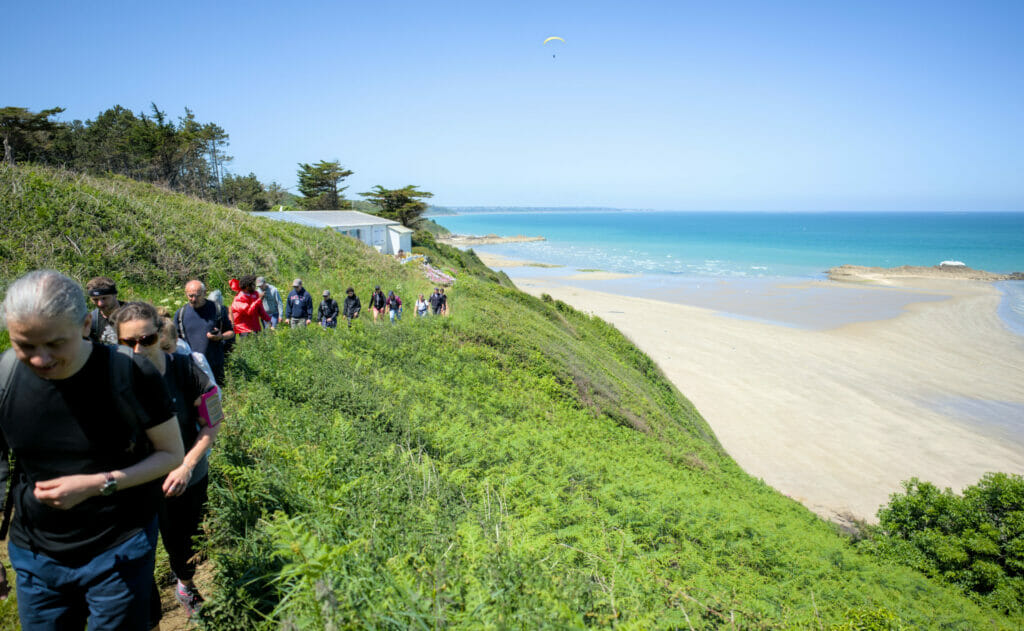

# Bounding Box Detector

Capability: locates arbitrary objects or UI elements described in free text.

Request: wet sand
[508,269,1024,525]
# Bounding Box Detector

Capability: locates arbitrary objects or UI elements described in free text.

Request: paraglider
[544,36,565,59]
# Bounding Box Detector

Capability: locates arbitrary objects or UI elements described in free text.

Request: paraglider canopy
[544,36,565,59]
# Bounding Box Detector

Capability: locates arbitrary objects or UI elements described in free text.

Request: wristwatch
[100,472,118,496]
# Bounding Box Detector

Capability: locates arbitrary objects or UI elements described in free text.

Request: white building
[251,210,414,255]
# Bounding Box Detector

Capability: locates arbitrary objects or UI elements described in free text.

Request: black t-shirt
[163,353,213,451]
[163,352,214,484]
[179,301,232,370]
[0,343,175,564]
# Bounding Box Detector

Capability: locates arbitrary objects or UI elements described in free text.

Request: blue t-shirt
[179,301,232,372]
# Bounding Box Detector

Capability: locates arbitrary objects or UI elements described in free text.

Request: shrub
[870,473,1024,614]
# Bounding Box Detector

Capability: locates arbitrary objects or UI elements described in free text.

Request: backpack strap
[110,346,152,456]
[174,307,186,341]
[0,349,17,412]
[90,307,102,342]
[0,349,18,539]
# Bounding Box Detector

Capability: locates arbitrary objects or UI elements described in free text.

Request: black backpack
[0,345,150,539]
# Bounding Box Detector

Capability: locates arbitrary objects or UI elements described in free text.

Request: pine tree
[296,160,353,209]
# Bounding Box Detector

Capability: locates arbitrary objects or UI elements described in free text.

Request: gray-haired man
[173,280,234,386]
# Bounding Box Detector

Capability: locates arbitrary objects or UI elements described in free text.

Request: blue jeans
[9,520,158,631]
[269,314,280,328]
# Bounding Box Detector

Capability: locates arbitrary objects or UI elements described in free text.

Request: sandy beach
[506,267,1024,525]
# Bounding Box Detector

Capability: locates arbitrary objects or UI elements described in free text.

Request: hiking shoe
[175,580,204,617]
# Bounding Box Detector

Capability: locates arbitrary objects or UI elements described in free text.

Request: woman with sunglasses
[111,302,219,618]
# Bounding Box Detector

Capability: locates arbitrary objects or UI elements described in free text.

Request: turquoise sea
[435,210,1024,334]
[436,211,1024,277]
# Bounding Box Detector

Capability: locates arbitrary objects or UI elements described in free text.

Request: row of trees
[1,104,239,201]
[2,105,435,225]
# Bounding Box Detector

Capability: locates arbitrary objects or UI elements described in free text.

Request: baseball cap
[292,278,302,286]
[322,290,330,297]
[256,276,266,285]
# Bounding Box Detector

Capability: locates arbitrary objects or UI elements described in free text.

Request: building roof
[250,210,399,228]
[388,225,415,233]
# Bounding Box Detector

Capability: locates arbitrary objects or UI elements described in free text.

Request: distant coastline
[428,206,624,216]
[437,233,545,246]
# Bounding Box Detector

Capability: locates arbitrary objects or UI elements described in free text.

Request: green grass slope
[1,164,1019,629]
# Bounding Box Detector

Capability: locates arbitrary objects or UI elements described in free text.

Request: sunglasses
[118,333,160,348]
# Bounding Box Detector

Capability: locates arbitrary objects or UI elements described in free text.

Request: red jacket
[231,290,270,334]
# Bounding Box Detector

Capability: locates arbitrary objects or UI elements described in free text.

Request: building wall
[333,223,405,254]
[371,226,387,252]
[387,228,412,255]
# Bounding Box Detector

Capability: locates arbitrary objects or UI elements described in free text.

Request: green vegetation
[360,184,434,228]
[2,104,231,199]
[296,160,354,209]
[416,217,451,237]
[1,164,1021,629]
[1,106,65,165]
[863,473,1024,615]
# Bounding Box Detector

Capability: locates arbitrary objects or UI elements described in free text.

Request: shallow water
[924,397,1024,450]
[503,267,948,330]
[996,281,1024,337]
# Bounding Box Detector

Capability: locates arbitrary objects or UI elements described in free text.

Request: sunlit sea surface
[435,210,1024,333]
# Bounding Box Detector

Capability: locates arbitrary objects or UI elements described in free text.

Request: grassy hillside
[1,164,1020,629]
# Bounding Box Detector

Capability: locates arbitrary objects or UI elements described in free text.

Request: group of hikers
[0,271,230,630]
[227,275,451,331]
[0,268,455,630]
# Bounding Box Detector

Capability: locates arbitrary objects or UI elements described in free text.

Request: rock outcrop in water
[829,264,1024,282]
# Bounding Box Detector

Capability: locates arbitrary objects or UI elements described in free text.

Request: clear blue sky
[7,1,1024,210]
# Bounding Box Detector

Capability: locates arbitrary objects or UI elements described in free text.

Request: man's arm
[220,308,235,340]
[208,308,234,342]
[274,289,285,317]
